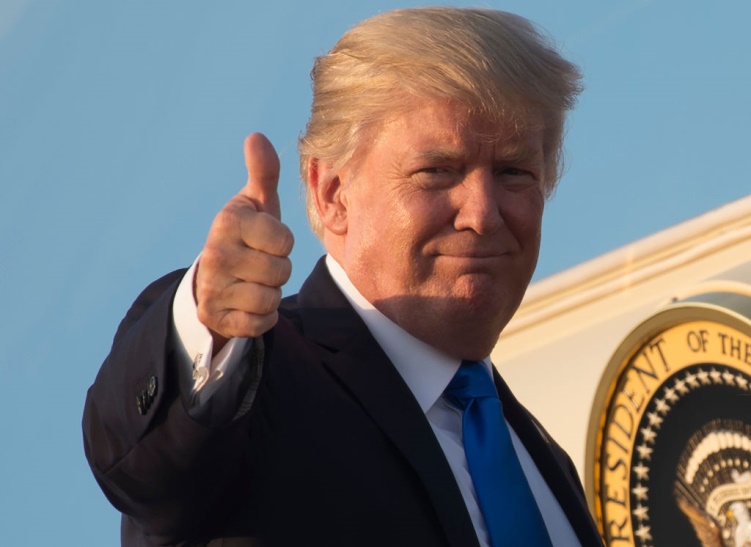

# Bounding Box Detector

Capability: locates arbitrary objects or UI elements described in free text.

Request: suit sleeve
[82,269,260,544]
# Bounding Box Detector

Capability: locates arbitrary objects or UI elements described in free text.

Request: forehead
[373,99,544,157]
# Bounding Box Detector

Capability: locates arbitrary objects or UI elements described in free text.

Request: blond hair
[298,7,583,236]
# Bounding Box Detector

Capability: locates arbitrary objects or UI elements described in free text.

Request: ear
[307,157,349,235]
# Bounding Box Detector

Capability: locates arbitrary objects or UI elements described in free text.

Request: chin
[452,275,525,310]
[437,331,503,362]
[441,296,515,334]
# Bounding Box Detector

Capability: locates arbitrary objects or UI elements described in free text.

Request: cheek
[503,194,544,245]
[349,203,414,264]
[385,192,439,240]
[402,193,453,234]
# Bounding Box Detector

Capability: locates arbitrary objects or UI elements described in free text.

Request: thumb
[240,132,282,219]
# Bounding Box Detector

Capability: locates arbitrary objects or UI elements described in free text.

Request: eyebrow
[415,150,465,163]
[498,147,544,166]
[414,146,543,166]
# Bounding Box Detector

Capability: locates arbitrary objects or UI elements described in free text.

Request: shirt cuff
[172,257,252,405]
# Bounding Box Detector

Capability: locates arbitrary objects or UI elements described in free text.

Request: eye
[497,166,531,177]
[414,166,460,188]
[495,166,541,190]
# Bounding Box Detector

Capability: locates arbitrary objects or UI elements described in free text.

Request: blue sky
[1,0,749,544]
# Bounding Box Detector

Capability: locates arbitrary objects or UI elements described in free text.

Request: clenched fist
[195,133,294,350]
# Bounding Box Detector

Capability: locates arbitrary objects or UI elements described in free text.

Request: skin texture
[310,99,546,360]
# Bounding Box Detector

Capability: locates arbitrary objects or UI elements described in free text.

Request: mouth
[434,249,511,260]
[433,253,511,271]
[441,252,507,258]
[428,239,520,269]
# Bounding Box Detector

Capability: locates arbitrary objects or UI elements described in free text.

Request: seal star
[634,524,653,541]
[636,444,654,460]
[685,371,700,388]
[640,427,657,443]
[736,375,749,389]
[632,503,649,520]
[697,368,711,384]
[709,368,723,383]
[632,483,649,501]
[654,397,670,415]
[633,463,650,480]
[674,378,689,394]
[723,370,736,385]
[646,411,663,428]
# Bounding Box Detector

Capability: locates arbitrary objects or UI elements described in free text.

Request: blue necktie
[445,360,553,547]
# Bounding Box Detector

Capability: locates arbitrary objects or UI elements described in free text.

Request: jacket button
[136,393,146,415]
[147,375,158,398]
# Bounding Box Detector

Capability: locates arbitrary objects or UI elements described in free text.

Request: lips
[432,254,513,273]
[440,252,508,258]
[432,247,514,259]
[426,233,521,262]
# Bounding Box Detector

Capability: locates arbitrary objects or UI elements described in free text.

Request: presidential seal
[587,290,751,546]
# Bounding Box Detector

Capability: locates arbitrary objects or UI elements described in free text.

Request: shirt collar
[325,255,491,413]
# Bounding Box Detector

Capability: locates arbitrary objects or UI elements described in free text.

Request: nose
[453,169,503,235]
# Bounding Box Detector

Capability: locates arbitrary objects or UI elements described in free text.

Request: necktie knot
[445,360,498,409]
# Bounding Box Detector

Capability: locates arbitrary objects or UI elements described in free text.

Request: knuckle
[197,296,279,339]
[219,311,247,339]
[210,207,237,236]
[225,310,278,338]
[200,239,239,275]
[274,257,292,286]
[255,215,293,256]
[246,250,289,288]
[196,283,220,308]
[247,311,279,337]
[198,246,223,272]
[264,287,282,315]
[195,263,226,301]
[216,314,238,339]
[212,199,256,240]
[278,226,295,256]
[252,285,280,316]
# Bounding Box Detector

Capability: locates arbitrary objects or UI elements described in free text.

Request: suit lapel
[492,369,603,545]
[294,259,479,547]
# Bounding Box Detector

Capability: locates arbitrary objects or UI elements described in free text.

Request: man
[84,7,603,546]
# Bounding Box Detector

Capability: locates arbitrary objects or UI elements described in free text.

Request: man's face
[337,99,546,359]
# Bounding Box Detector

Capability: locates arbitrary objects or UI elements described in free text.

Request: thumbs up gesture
[195,133,294,347]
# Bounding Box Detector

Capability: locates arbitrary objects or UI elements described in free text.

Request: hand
[195,133,294,349]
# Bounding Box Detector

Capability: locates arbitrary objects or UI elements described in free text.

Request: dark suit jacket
[83,258,603,546]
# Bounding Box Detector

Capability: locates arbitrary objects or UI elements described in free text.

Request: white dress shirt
[171,256,580,546]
